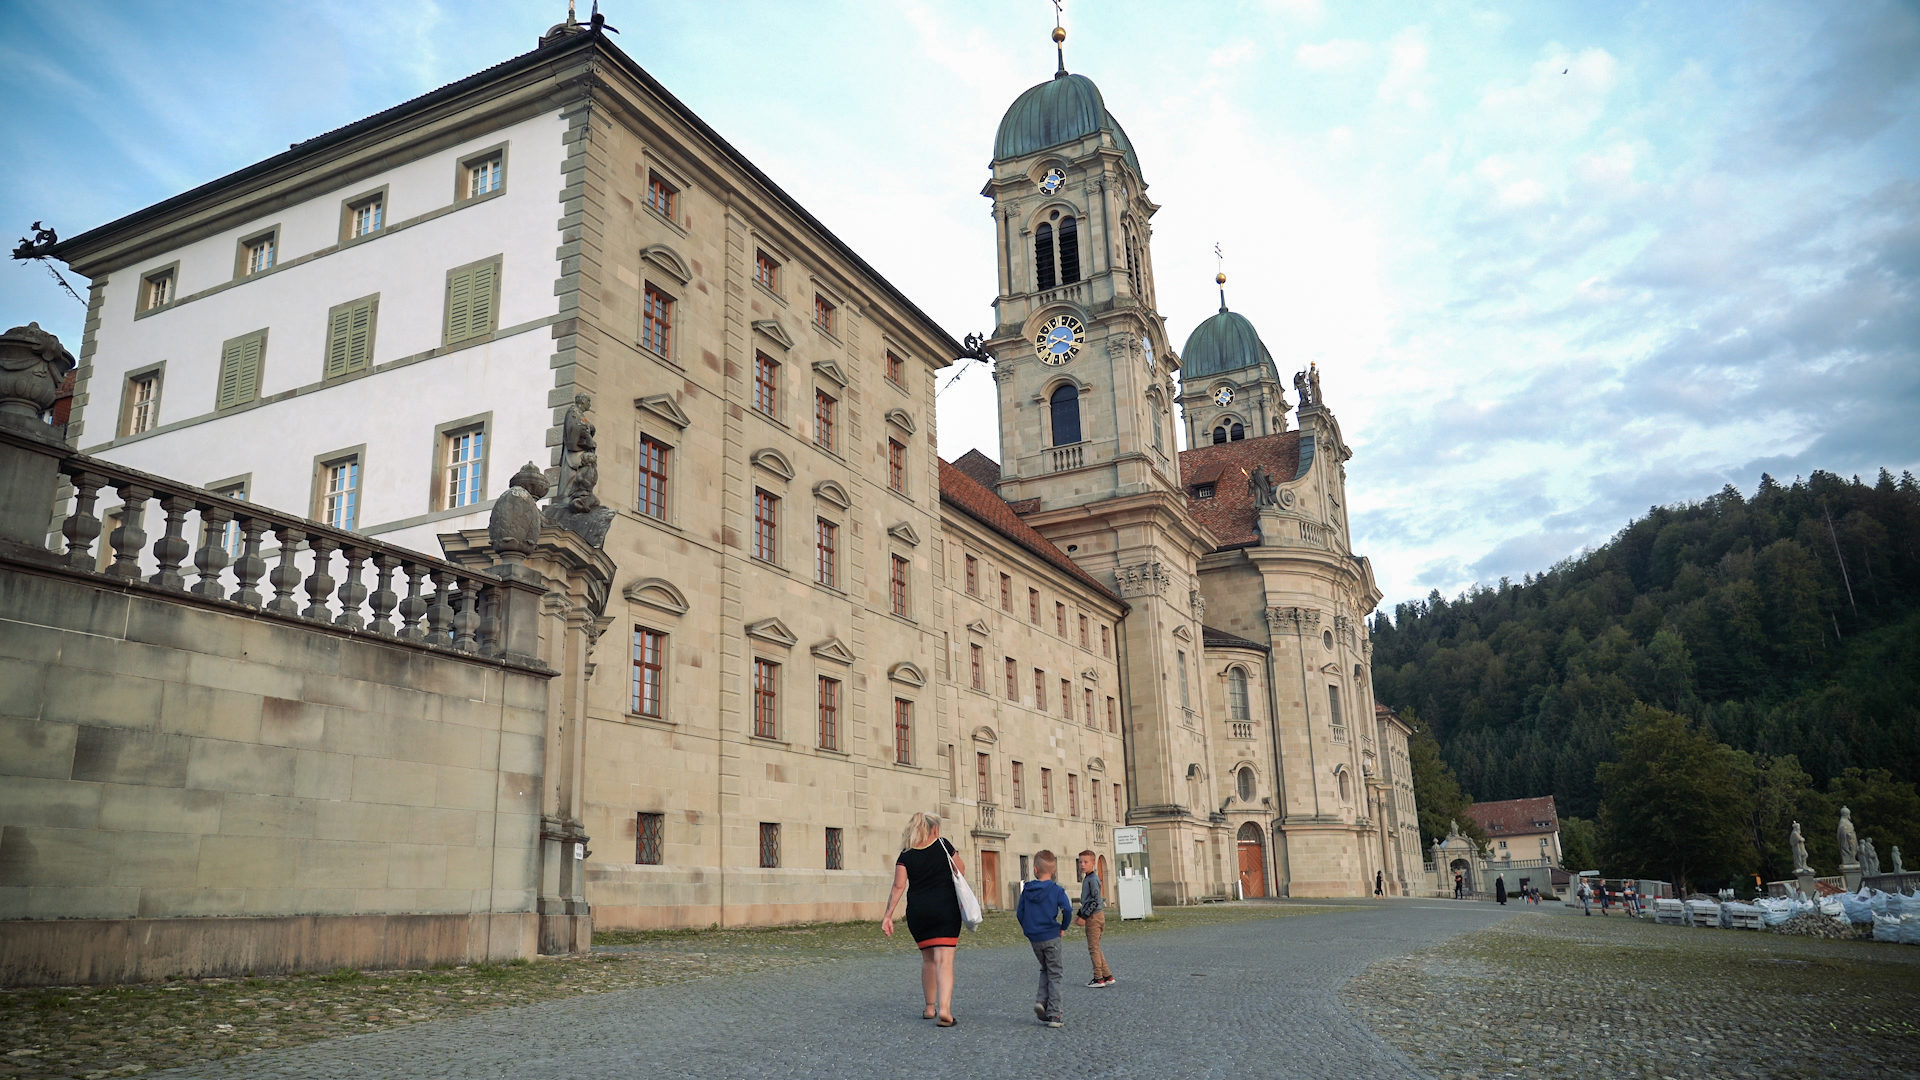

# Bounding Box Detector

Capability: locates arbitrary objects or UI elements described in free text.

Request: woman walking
[881,812,965,1026]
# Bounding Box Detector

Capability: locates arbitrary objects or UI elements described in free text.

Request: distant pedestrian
[1375,870,1384,897]
[1454,873,1464,900]
[881,811,965,1026]
[1073,850,1114,988]
[1578,881,1591,915]
[1495,878,1507,905]
[1018,850,1074,1028]
[1599,887,1611,916]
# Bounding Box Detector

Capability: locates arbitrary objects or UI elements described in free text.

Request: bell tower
[982,27,1181,512]
[1175,274,1290,448]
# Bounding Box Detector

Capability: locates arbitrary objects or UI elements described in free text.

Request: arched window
[1123,224,1140,295]
[1228,669,1250,723]
[1050,384,1082,446]
[1035,223,1056,291]
[1237,766,1255,802]
[1231,422,1245,441]
[1212,426,1227,445]
[1058,217,1080,284]
[1336,767,1352,804]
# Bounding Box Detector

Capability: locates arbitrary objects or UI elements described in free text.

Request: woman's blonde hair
[903,811,941,850]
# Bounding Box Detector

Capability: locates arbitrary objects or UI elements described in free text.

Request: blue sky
[3,1,1915,611]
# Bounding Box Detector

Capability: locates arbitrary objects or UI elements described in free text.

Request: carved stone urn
[0,322,76,425]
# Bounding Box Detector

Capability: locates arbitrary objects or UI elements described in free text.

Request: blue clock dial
[1033,314,1084,365]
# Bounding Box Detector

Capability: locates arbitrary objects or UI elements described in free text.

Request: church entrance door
[1236,824,1266,899]
[979,850,1000,910]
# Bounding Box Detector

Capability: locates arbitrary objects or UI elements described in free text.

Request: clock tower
[981,30,1181,512]
[1175,278,1290,447]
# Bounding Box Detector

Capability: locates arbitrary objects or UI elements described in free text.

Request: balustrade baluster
[231,517,268,607]
[334,547,369,629]
[104,484,152,581]
[303,536,338,621]
[451,579,480,653]
[476,584,501,656]
[62,471,105,570]
[267,527,305,616]
[368,554,400,636]
[148,495,194,591]
[191,503,233,598]
[397,562,429,640]
[424,570,456,646]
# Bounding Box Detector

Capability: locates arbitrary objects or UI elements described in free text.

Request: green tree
[1823,768,1920,865]
[1406,710,1487,850]
[1557,816,1600,873]
[1597,706,1756,893]
[1747,754,1822,883]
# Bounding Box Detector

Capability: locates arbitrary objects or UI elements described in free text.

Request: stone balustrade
[47,453,517,660]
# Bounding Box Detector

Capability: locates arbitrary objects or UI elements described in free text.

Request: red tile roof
[1177,431,1306,548]
[1463,796,1560,837]
[952,449,1001,490]
[938,457,1121,605]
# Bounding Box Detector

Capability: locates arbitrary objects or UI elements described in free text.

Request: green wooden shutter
[326,299,376,377]
[445,268,474,344]
[218,334,262,410]
[467,261,496,338]
[326,307,355,377]
[444,260,499,345]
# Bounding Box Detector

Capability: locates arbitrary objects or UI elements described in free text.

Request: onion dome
[994,73,1143,177]
[1180,309,1275,381]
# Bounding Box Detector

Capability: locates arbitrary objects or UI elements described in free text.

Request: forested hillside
[1372,469,1920,886]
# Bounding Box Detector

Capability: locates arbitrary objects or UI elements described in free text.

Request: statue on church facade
[1861,837,1880,877]
[1789,820,1811,875]
[1247,464,1278,509]
[1837,806,1858,865]
[545,395,613,547]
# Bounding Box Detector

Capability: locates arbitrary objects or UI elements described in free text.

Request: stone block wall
[0,565,553,985]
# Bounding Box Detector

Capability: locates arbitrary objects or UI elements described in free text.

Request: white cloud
[1295,38,1370,72]
[1376,28,1430,110]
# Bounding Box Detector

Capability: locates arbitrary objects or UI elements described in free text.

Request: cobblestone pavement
[149,900,1505,1080]
[1346,900,1920,1080]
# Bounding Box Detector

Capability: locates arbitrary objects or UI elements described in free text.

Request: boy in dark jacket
[1074,850,1114,986]
[1017,849,1074,1027]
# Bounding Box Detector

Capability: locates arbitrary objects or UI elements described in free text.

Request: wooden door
[1237,843,1266,898]
[1098,854,1110,892]
[979,850,1000,910]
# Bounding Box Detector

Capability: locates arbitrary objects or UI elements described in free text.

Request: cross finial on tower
[1051,0,1068,77]
[1215,242,1228,312]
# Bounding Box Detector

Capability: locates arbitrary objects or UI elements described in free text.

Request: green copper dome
[1180,309,1275,381]
[994,73,1143,176]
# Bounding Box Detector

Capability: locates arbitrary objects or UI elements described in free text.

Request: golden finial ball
[1216,272,1227,285]
[1052,26,1067,43]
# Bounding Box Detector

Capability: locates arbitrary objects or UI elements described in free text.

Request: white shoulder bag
[945,844,984,931]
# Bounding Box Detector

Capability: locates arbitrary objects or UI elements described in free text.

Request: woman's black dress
[897,837,962,949]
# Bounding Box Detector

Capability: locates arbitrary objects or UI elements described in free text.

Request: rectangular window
[350,196,383,238]
[815,518,837,588]
[893,699,913,765]
[1005,657,1018,700]
[210,481,246,556]
[813,294,835,334]
[976,752,991,802]
[217,330,266,411]
[1329,684,1346,742]
[753,658,779,739]
[1041,768,1054,813]
[647,172,677,219]
[753,352,779,416]
[817,675,840,750]
[324,295,378,378]
[886,350,905,387]
[637,812,664,865]
[141,268,175,312]
[1061,678,1073,718]
[1068,774,1079,818]
[239,230,276,277]
[122,370,161,436]
[890,555,910,617]
[1107,696,1117,733]
[443,256,501,345]
[632,627,664,717]
[999,573,1012,612]
[970,644,984,690]
[755,250,778,291]
[814,388,835,450]
[1178,650,1190,709]
[1028,588,1040,624]
[1114,785,1123,823]
[1092,780,1103,821]
[642,285,673,356]
[1034,668,1045,709]
[888,439,906,493]
[638,436,670,519]
[1012,761,1025,808]
[825,826,844,870]
[964,554,979,595]
[438,424,486,510]
[466,152,503,198]
[1079,614,1090,648]
[759,822,780,868]
[753,488,778,562]
[1055,602,1066,636]
[1084,688,1095,728]
[1101,625,1111,657]
[319,455,361,532]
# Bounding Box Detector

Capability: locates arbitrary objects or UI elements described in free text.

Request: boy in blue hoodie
[1017,849,1075,1027]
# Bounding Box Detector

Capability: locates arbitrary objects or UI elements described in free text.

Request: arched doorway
[1449,858,1472,897]
[1236,822,1267,899]
[1097,854,1110,894]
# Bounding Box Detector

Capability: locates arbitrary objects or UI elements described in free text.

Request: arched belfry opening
[1050,384,1082,446]
[1035,215,1081,290]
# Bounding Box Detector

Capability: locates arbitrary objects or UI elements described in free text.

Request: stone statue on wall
[1861,837,1880,877]
[0,321,75,425]
[1292,369,1310,407]
[558,393,596,489]
[1789,820,1811,874]
[1837,805,1859,866]
[1309,362,1322,405]
[545,396,614,548]
[488,462,549,559]
[1247,464,1278,509]
[1893,846,1905,875]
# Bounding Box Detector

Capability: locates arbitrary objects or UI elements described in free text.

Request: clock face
[1039,168,1066,195]
[1140,334,1154,371]
[1213,386,1235,406]
[1033,314,1085,365]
